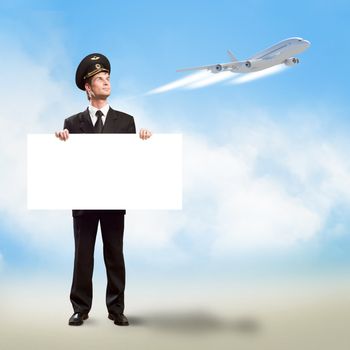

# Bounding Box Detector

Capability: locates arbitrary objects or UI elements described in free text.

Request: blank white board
[27,134,182,210]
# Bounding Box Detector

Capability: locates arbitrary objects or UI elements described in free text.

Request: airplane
[177,37,311,74]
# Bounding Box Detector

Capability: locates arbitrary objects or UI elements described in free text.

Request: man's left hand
[139,129,152,140]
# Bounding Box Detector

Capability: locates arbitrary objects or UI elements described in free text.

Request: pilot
[55,53,152,326]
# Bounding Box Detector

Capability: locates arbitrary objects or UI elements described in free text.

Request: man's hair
[85,77,93,101]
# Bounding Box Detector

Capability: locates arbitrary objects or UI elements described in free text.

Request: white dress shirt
[88,103,110,126]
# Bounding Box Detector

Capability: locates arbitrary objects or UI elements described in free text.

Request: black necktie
[94,110,103,133]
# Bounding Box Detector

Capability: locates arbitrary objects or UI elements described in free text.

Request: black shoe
[68,312,89,326]
[108,313,129,326]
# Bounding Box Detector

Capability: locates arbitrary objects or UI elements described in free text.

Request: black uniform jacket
[63,107,136,217]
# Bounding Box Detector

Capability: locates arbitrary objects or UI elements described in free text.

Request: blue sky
[1,0,350,282]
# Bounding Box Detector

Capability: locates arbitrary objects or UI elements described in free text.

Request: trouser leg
[70,213,99,313]
[100,210,126,314]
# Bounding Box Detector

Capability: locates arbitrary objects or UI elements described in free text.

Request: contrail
[146,71,210,95]
[229,64,287,85]
[146,64,288,95]
[185,71,237,89]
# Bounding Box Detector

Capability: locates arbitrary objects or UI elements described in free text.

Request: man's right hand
[55,129,69,141]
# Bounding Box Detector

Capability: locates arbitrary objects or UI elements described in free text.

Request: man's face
[86,71,111,99]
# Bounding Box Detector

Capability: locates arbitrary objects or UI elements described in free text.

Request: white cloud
[121,113,350,257]
[0,35,79,254]
[181,131,324,255]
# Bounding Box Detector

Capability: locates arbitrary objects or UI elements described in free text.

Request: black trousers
[70,210,126,315]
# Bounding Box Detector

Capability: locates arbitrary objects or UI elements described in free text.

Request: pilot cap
[75,53,111,90]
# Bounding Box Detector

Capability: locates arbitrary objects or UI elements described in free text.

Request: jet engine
[210,64,223,73]
[245,60,252,68]
[284,57,299,66]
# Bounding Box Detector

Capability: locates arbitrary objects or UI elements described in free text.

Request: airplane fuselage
[231,37,310,73]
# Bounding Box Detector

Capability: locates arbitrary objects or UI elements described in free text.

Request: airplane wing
[176,64,216,72]
[176,62,238,73]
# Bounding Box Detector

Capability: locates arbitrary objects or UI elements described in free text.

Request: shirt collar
[88,103,110,117]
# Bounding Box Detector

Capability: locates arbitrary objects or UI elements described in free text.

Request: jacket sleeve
[127,117,136,134]
[63,118,72,133]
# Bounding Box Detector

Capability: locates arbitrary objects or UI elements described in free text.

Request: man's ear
[85,82,93,100]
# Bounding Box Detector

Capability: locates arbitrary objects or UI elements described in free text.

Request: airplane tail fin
[227,50,238,62]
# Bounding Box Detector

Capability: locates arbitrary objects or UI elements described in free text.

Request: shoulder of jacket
[65,110,88,122]
[109,107,134,120]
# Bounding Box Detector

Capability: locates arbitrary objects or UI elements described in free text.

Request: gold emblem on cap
[95,63,101,69]
[91,56,100,61]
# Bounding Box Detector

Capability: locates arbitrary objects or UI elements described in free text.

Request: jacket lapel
[103,108,122,133]
[79,108,94,133]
